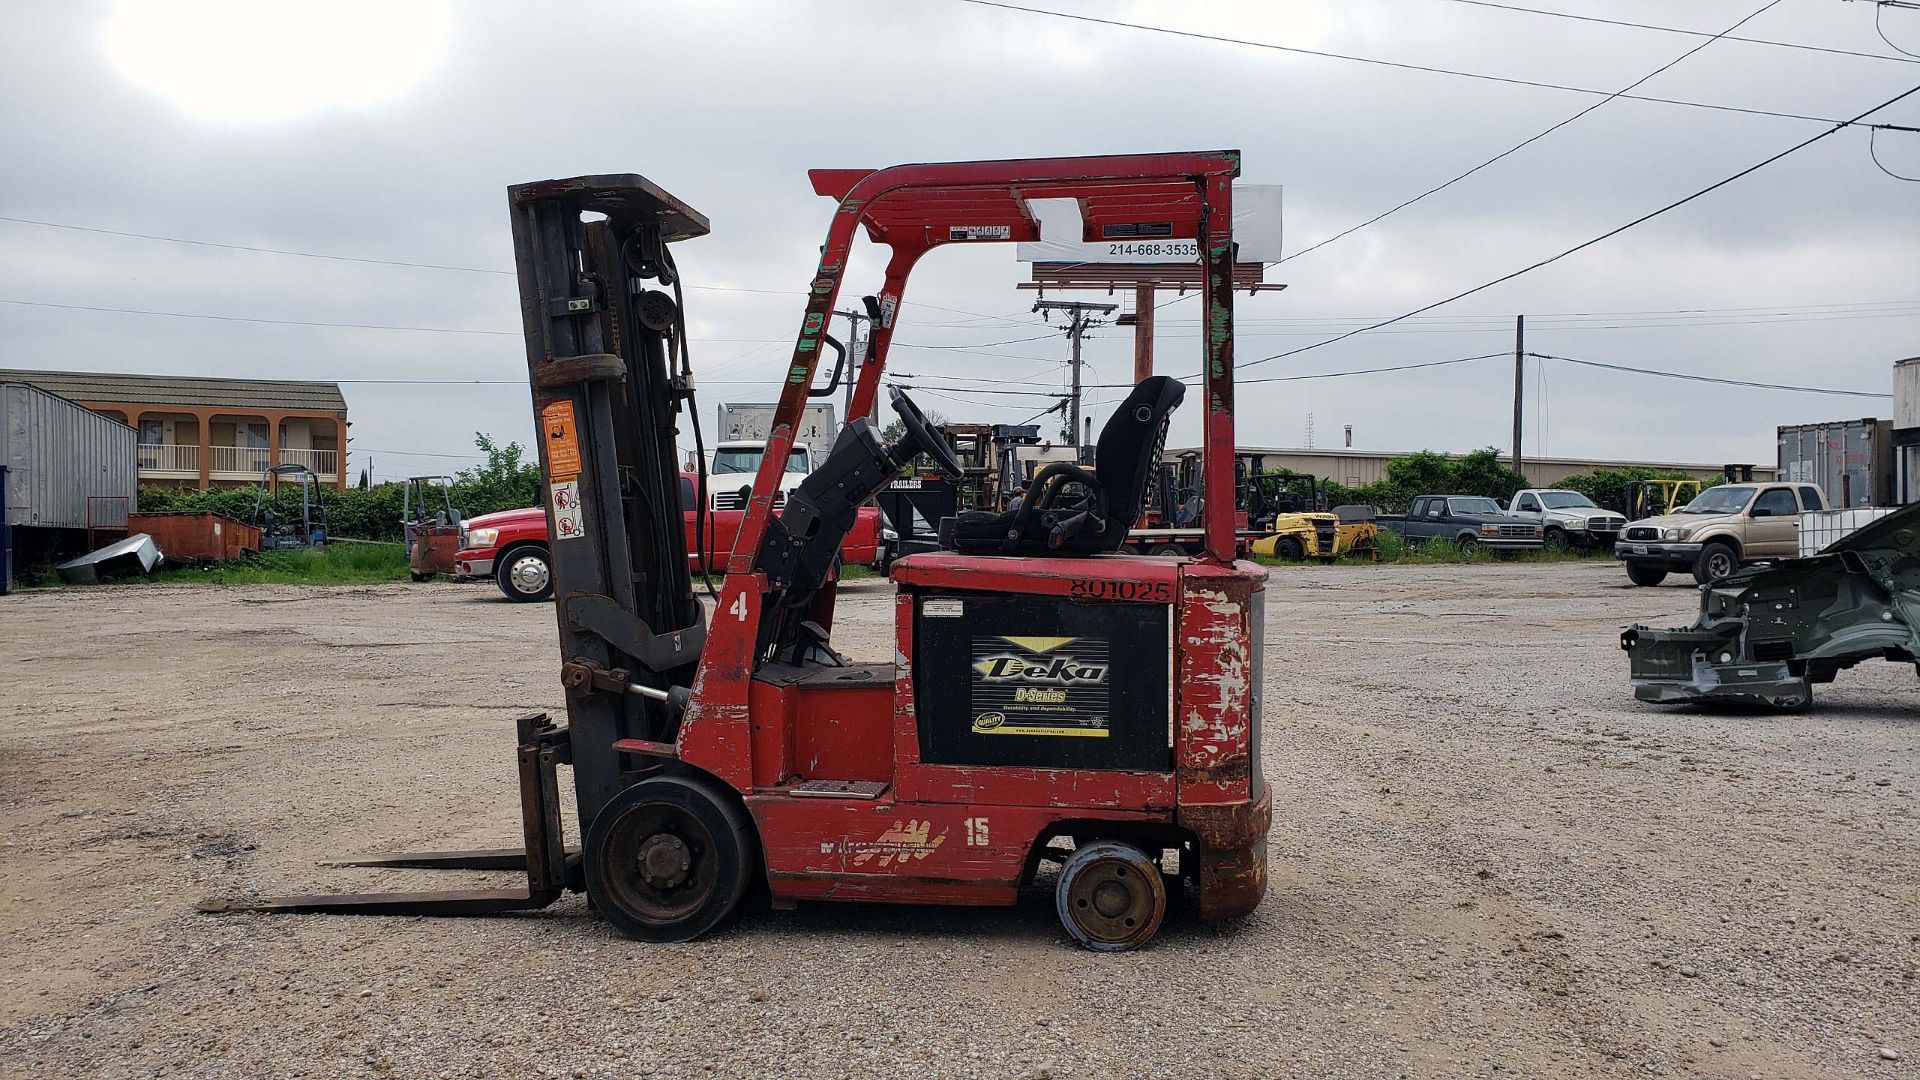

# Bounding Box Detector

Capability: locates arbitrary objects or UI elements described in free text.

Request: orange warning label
[541,400,581,479]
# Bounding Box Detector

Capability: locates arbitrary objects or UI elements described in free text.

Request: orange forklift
[203,152,1270,951]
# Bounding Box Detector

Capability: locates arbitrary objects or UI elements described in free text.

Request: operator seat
[940,376,1184,555]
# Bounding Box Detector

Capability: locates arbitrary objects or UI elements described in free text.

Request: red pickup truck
[455,473,883,601]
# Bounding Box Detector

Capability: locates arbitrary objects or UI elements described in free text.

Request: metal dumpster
[126,512,260,562]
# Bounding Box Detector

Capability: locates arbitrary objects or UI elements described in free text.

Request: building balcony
[135,444,341,483]
[209,445,271,476]
[137,443,199,475]
[277,447,339,477]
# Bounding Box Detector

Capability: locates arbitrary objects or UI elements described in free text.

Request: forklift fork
[198,715,578,917]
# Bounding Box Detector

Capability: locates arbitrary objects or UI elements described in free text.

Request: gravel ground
[0,562,1913,1079]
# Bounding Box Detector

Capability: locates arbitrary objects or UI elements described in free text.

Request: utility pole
[1032,298,1116,458]
[834,307,872,431]
[1512,315,1526,481]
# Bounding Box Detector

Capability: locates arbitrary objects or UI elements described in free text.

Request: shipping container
[127,512,260,562]
[1896,358,1918,505]
[1776,418,1894,509]
[1,382,137,530]
[714,402,838,450]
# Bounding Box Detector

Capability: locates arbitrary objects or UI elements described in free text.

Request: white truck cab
[1505,488,1628,549]
[703,440,814,510]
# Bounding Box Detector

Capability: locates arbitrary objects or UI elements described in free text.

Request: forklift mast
[505,176,709,828]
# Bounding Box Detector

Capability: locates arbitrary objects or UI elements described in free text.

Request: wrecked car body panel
[1622,503,1919,708]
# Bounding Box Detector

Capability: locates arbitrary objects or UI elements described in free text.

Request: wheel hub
[1065,858,1157,945]
[511,557,549,593]
[1090,879,1132,919]
[636,833,692,890]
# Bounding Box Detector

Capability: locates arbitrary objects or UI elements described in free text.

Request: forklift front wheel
[584,776,756,943]
[1055,840,1166,952]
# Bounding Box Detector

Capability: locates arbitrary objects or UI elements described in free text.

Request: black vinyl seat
[940,376,1185,555]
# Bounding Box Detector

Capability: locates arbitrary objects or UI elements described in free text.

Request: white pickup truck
[1503,488,1629,550]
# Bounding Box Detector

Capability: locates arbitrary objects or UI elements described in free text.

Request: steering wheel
[886,385,965,478]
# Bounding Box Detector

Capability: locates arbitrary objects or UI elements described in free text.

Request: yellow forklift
[1245,471,1377,563]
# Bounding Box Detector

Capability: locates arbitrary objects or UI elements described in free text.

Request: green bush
[1323,448,1529,513]
[1550,466,1721,514]
[138,433,542,542]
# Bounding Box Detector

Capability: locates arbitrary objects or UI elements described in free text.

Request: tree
[450,432,542,516]
[880,408,950,472]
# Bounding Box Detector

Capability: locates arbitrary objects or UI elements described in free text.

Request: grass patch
[839,563,878,581]
[144,542,411,586]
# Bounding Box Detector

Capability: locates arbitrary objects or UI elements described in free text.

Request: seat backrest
[1093,376,1185,531]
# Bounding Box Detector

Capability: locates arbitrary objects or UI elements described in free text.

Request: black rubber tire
[495,545,553,602]
[1272,536,1305,561]
[584,775,757,943]
[1625,562,1669,587]
[1149,544,1185,558]
[1454,534,1477,553]
[1055,840,1167,952]
[1692,541,1738,585]
[1542,528,1568,552]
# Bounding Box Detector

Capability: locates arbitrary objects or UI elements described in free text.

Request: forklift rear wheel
[1272,536,1304,561]
[497,546,553,602]
[1055,840,1166,952]
[584,776,756,943]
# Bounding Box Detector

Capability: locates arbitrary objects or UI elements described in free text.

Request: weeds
[144,543,411,586]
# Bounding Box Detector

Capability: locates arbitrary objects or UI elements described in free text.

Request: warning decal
[550,480,586,540]
[541,400,582,480]
[969,635,1110,737]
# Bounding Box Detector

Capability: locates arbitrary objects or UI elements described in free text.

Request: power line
[1872,0,1920,59]
[0,215,515,275]
[0,215,1064,318]
[1222,308,1920,338]
[0,296,1073,356]
[1869,127,1920,179]
[350,446,489,459]
[0,297,520,336]
[1090,353,1506,389]
[1534,351,1894,397]
[1279,0,1788,264]
[953,0,1906,128]
[1436,0,1920,64]
[889,382,1066,399]
[1156,297,1920,324]
[1235,82,1920,373]
[890,333,1057,349]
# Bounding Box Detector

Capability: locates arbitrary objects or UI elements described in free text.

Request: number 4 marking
[728,592,748,622]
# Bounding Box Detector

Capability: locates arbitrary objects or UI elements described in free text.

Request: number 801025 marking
[1067,579,1171,602]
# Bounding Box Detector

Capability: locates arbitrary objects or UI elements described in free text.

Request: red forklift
[203,152,1270,951]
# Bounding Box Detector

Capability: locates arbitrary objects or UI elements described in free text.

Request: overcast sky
[2,0,1916,481]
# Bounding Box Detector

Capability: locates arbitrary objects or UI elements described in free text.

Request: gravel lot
[1,562,1913,1079]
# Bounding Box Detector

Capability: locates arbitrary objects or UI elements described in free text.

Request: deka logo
[972,637,1108,685]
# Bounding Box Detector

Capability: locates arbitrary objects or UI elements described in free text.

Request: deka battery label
[968,635,1111,737]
